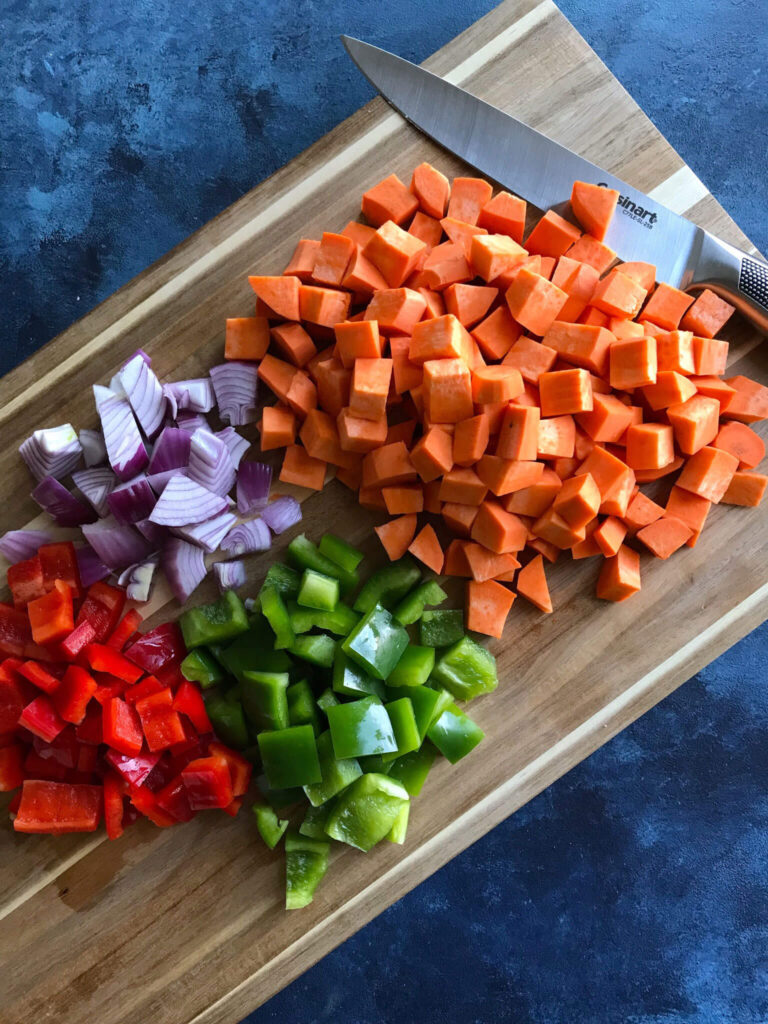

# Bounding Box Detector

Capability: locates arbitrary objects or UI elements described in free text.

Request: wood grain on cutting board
[0,1,765,1022]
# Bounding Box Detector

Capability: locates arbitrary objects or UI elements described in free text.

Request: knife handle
[687,232,768,334]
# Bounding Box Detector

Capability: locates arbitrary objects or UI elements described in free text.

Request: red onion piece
[148,427,191,475]
[261,495,302,534]
[188,429,236,497]
[0,529,55,563]
[107,476,157,525]
[175,412,210,434]
[81,517,153,569]
[79,429,107,467]
[149,476,229,526]
[72,467,117,517]
[32,477,97,527]
[76,544,112,586]
[146,469,186,494]
[122,349,151,368]
[173,511,237,552]
[163,379,214,418]
[210,362,258,426]
[118,554,160,602]
[20,425,82,482]
[135,518,168,546]
[163,538,207,603]
[119,354,167,439]
[98,396,149,481]
[219,518,271,555]
[236,462,273,515]
[216,427,250,469]
[213,560,246,592]
[93,384,117,409]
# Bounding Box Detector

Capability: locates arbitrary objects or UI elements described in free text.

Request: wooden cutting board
[1,1,765,1021]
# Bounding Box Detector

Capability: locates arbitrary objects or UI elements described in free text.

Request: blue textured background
[2,1,767,1021]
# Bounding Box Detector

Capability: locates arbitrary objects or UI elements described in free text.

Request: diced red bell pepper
[102,697,143,756]
[32,727,79,769]
[28,581,74,646]
[59,619,99,661]
[0,657,25,683]
[103,772,126,840]
[135,688,186,752]
[19,694,67,742]
[76,744,98,776]
[208,741,252,798]
[0,603,34,658]
[129,784,178,827]
[166,737,210,777]
[107,609,143,651]
[8,790,22,814]
[104,748,161,787]
[7,556,46,608]
[38,542,82,598]
[53,665,97,725]
[92,673,127,704]
[17,660,62,695]
[155,661,185,690]
[75,702,104,745]
[14,779,103,834]
[85,644,143,683]
[0,730,17,748]
[124,675,165,704]
[155,775,195,822]
[0,677,27,733]
[143,754,177,792]
[173,680,213,735]
[221,796,243,818]
[181,754,233,810]
[76,582,126,641]
[0,744,24,791]
[24,747,70,781]
[124,623,185,675]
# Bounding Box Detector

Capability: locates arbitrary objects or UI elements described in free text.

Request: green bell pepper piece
[287,534,358,595]
[285,831,330,910]
[332,648,386,700]
[353,557,421,614]
[252,802,289,850]
[386,644,435,688]
[431,636,498,702]
[260,586,295,650]
[288,601,359,636]
[258,725,322,789]
[419,609,465,647]
[427,703,484,763]
[242,671,290,731]
[297,569,340,611]
[287,679,322,734]
[179,590,250,649]
[386,802,410,844]
[325,773,409,852]
[259,562,301,602]
[180,648,225,689]
[205,694,249,750]
[316,688,340,715]
[393,579,448,625]
[386,684,450,744]
[303,730,363,807]
[220,617,293,681]
[382,698,420,762]
[257,774,304,809]
[299,800,336,839]
[341,602,409,681]
[327,695,397,759]
[387,745,437,796]
[318,533,364,573]
[289,633,336,668]
[357,754,393,774]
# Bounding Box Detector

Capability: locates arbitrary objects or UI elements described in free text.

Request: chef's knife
[342,36,768,334]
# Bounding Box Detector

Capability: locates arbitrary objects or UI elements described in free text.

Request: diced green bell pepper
[427,703,484,763]
[297,569,339,611]
[299,800,336,839]
[316,688,340,715]
[419,609,465,647]
[179,590,250,649]
[289,633,336,668]
[431,636,498,702]
[288,601,359,636]
[303,730,363,807]
[180,648,225,689]
[258,725,322,789]
[285,831,330,910]
[205,694,249,749]
[386,802,410,844]
[219,620,293,681]
[287,534,358,595]
[287,679,322,734]
[353,557,421,614]
[325,773,409,852]
[242,670,290,731]
[260,586,295,650]
[252,802,289,850]
[357,754,393,774]
[341,602,409,681]
[386,644,435,688]
[258,562,301,603]
[387,745,437,796]
[332,648,385,700]
[385,684,450,744]
[327,695,397,759]
[257,774,304,809]
[318,533,364,573]
[382,698,420,762]
[393,579,448,625]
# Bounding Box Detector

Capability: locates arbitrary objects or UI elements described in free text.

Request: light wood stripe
[649,164,708,213]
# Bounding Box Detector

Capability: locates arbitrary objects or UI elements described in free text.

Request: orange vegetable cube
[364,221,427,288]
[542,322,614,376]
[423,358,474,424]
[665,486,711,547]
[337,407,388,453]
[590,269,647,318]
[408,524,444,574]
[525,209,581,258]
[622,491,664,534]
[596,546,641,601]
[442,501,479,537]
[409,211,443,248]
[532,507,586,549]
[444,283,498,327]
[681,288,735,338]
[349,358,393,422]
[504,467,562,516]
[364,288,427,335]
[471,366,524,405]
[362,442,416,487]
[713,421,765,469]
[723,375,768,423]
[421,241,473,289]
[270,323,317,368]
[334,320,382,368]
[225,317,269,361]
[721,471,768,507]
[676,445,739,503]
[298,285,351,327]
[314,358,351,418]
[447,177,493,226]
[462,543,520,582]
[594,516,627,558]
[382,484,424,515]
[578,306,611,328]
[362,173,418,227]
[410,314,473,365]
[570,181,619,241]
[313,232,356,287]
[470,234,527,282]
[667,394,720,454]
[692,336,729,376]
[553,472,601,528]
[506,269,568,336]
[478,191,526,242]
[636,516,693,559]
[410,162,450,219]
[472,307,522,361]
[465,579,515,638]
[471,500,527,554]
[641,282,694,330]
[536,415,576,459]
[440,218,488,258]
[375,514,418,561]
[539,368,594,416]
[259,404,296,451]
[625,423,675,470]
[690,375,736,413]
[283,238,320,280]
[564,234,616,274]
[248,275,301,321]
[516,554,552,612]
[496,405,541,461]
[438,467,488,506]
[575,392,635,442]
[641,370,697,410]
[609,336,657,390]
[279,444,327,491]
[617,261,656,292]
[475,455,544,496]
[410,426,454,482]
[453,414,490,467]
[577,446,630,502]
[656,330,695,375]
[610,318,645,340]
[299,409,357,469]
[341,221,377,248]
[259,353,297,403]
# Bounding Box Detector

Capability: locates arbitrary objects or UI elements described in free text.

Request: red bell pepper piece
[75,702,103,745]
[129,784,178,827]
[0,744,24,791]
[155,661,185,690]
[7,556,46,608]
[59,619,99,661]
[221,796,243,817]
[0,603,34,658]
[104,748,161,787]
[0,677,27,733]
[208,741,252,798]
[76,744,98,776]
[8,790,22,814]
[181,754,233,810]
[0,657,25,683]
[23,747,70,781]
[107,609,143,651]
[0,730,17,748]
[124,675,165,704]
[103,772,126,839]
[85,644,143,684]
[92,673,127,704]
[19,694,67,742]
[17,660,62,695]
[155,775,195,822]
[173,680,213,735]
[135,688,186,751]
[32,727,79,769]
[76,582,126,641]
[53,665,97,725]
[28,581,74,646]
[124,622,185,674]
[38,542,82,598]
[102,697,143,756]
[14,779,103,834]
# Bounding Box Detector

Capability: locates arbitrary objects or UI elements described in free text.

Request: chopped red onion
[0,529,54,563]
[175,412,210,434]
[118,554,160,603]
[173,511,237,552]
[210,362,258,426]
[149,476,229,526]
[98,396,149,481]
[123,349,151,368]
[76,544,112,586]
[236,462,273,514]
[146,469,186,494]
[135,518,168,546]
[188,428,236,497]
[162,538,207,603]
[148,427,191,475]
[119,353,167,439]
[213,559,246,592]
[20,424,82,482]
[72,467,117,517]
[79,428,107,467]
[261,495,302,534]
[93,384,117,409]
[107,476,157,525]
[216,427,250,469]
[82,517,153,570]
[163,379,214,418]
[220,517,271,555]
[32,477,97,527]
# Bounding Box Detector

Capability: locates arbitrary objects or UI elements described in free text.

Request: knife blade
[342,35,768,333]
